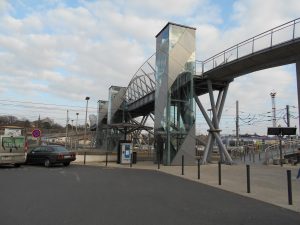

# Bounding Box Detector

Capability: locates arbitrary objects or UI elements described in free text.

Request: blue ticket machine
[120,143,132,164]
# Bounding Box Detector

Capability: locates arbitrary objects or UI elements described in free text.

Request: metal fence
[264,139,300,164]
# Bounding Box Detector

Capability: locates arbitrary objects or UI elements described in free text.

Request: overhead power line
[0,99,98,109]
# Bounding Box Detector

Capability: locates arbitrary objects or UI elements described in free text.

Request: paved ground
[95,160,300,212]
[0,164,299,225]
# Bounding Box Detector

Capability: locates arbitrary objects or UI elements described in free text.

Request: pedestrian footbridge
[96,18,300,165]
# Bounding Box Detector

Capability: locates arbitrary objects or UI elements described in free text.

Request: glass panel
[52,146,68,152]
[155,23,195,165]
[295,21,300,39]
[272,25,293,45]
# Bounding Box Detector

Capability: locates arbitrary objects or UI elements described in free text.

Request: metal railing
[264,139,300,164]
[126,18,300,103]
[197,17,300,74]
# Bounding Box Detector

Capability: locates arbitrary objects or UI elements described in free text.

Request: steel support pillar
[194,81,232,164]
[296,61,300,134]
[205,89,223,161]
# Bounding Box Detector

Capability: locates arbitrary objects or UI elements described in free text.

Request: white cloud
[0,0,299,132]
[232,0,300,28]
[0,0,12,15]
[228,67,294,112]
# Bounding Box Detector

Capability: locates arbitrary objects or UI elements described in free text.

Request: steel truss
[125,112,154,150]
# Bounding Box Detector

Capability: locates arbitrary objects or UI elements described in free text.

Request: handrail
[198,17,300,74]
[264,139,300,164]
[203,18,300,63]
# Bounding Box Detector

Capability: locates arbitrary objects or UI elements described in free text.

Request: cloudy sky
[0,0,299,135]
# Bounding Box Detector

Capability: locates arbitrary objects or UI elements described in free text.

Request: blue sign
[125,150,130,158]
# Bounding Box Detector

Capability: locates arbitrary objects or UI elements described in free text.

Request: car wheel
[14,163,21,168]
[63,162,70,166]
[44,159,51,167]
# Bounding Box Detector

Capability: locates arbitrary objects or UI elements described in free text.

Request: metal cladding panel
[155,26,169,132]
[168,26,195,89]
[171,124,196,166]
[155,22,196,165]
[154,72,168,129]
[98,100,108,125]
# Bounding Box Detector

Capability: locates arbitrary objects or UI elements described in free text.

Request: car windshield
[51,146,69,153]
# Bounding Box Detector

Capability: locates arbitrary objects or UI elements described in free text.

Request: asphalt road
[0,165,299,225]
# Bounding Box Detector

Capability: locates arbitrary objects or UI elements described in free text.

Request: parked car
[0,135,27,167]
[26,145,76,167]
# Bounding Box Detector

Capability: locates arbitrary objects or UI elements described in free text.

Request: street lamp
[84,97,90,145]
[76,113,79,134]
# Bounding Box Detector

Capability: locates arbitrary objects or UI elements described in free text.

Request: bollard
[197,159,200,179]
[280,139,283,167]
[181,155,184,175]
[243,151,246,162]
[246,165,250,193]
[84,152,86,165]
[130,153,133,168]
[252,151,255,163]
[258,151,261,161]
[287,170,293,205]
[105,152,108,167]
[158,152,160,170]
[218,162,221,185]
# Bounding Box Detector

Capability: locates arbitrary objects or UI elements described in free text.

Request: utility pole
[286,105,290,127]
[270,92,277,127]
[65,110,69,148]
[236,101,239,146]
[75,112,79,150]
[38,115,40,128]
[70,119,74,149]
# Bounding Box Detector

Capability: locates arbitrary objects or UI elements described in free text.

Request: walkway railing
[126,18,300,104]
[264,139,300,164]
[197,17,300,74]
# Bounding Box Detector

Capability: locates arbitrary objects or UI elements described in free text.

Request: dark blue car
[26,145,76,167]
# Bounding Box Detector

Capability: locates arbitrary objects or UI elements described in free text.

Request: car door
[38,146,49,163]
[27,147,42,164]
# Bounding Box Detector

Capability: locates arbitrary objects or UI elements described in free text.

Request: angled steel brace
[149,113,155,122]
[141,69,155,90]
[194,81,232,164]
[147,61,156,73]
[206,89,223,161]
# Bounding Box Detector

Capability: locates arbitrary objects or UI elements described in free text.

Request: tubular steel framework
[126,53,156,105]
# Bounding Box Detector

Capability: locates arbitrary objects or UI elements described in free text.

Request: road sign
[32,129,41,138]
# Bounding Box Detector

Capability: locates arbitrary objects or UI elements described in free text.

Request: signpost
[267,127,297,166]
[32,129,41,138]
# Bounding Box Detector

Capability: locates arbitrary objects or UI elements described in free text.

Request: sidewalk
[75,160,300,213]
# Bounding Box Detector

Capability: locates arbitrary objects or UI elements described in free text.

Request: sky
[0,0,299,135]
